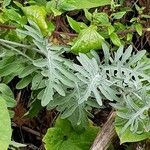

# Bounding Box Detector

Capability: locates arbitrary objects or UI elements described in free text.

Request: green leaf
[0,61,22,77]
[135,23,143,36]
[41,79,53,106]
[135,4,141,12]
[31,73,43,90]
[3,9,25,25]
[25,99,42,118]
[127,33,133,41]
[46,1,63,16]
[16,75,33,89]
[0,83,14,98]
[93,12,110,25]
[128,50,146,65]
[2,0,11,7]
[22,5,48,35]
[19,65,37,78]
[115,125,150,144]
[71,25,104,53]
[0,97,12,150]
[130,17,137,23]
[46,0,111,15]
[141,14,150,19]
[112,11,126,19]
[0,83,16,108]
[113,22,126,31]
[0,13,6,23]
[110,32,121,46]
[43,118,99,150]
[67,16,87,33]
[13,1,23,8]
[59,0,111,11]
[135,4,144,15]
[84,9,92,21]
[108,25,115,35]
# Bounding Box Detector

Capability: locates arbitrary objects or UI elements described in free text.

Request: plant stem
[0,42,34,62]
[0,25,16,30]
[0,39,41,54]
[91,111,117,150]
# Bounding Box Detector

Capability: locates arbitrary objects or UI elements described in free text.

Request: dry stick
[12,122,41,137]
[0,25,16,30]
[54,28,150,37]
[136,144,145,150]
[136,139,150,150]
[146,139,150,150]
[53,31,78,37]
[21,126,41,137]
[91,111,117,150]
[117,28,150,35]
[1,24,150,36]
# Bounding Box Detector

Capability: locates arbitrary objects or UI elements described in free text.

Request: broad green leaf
[0,97,12,150]
[33,59,47,68]
[31,73,43,90]
[127,33,133,41]
[130,17,137,22]
[67,16,87,33]
[51,8,62,16]
[135,4,143,14]
[93,12,110,25]
[0,13,6,23]
[0,60,23,77]
[59,0,111,11]
[71,25,104,53]
[108,25,115,35]
[16,75,33,89]
[135,23,143,36]
[43,118,99,150]
[115,125,150,144]
[3,73,22,85]
[46,0,111,15]
[135,4,141,12]
[141,14,150,19]
[3,0,11,7]
[25,99,42,118]
[84,9,92,21]
[3,8,27,26]
[55,117,73,133]
[46,1,63,16]
[3,9,25,25]
[19,65,37,78]
[110,32,121,46]
[113,22,126,31]
[0,83,14,98]
[111,11,126,19]
[2,95,16,108]
[0,83,16,108]
[13,1,23,8]
[22,5,48,35]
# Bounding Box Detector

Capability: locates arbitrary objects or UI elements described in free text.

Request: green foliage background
[0,0,150,149]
